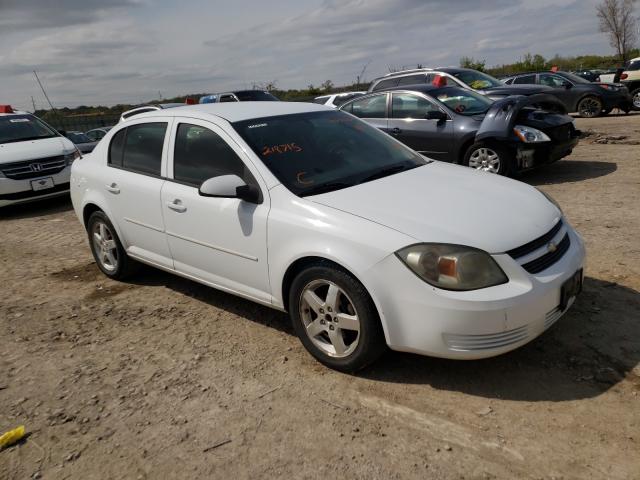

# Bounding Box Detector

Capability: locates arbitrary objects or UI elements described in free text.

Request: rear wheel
[631,88,640,111]
[289,264,386,372]
[577,96,603,118]
[463,142,513,176]
[87,211,138,280]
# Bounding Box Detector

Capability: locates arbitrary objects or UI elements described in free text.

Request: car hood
[308,162,560,254]
[476,94,568,141]
[0,136,75,163]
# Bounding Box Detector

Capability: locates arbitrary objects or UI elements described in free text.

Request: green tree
[459,56,486,72]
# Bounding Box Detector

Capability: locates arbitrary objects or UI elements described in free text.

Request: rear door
[160,118,271,304]
[341,93,389,133]
[104,118,173,268]
[387,92,453,161]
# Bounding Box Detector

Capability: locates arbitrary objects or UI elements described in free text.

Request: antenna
[33,71,56,113]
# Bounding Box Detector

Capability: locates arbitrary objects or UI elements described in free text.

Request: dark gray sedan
[64,131,98,153]
[340,85,580,176]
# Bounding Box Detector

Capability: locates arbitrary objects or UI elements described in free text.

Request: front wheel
[463,142,513,176]
[289,264,386,372]
[577,96,603,118]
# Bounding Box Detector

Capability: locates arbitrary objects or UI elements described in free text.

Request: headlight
[396,243,508,291]
[537,188,563,214]
[513,125,551,143]
[64,148,82,165]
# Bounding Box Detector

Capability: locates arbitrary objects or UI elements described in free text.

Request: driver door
[160,118,272,304]
[387,92,453,161]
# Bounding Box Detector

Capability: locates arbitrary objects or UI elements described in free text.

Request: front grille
[544,124,575,142]
[0,182,70,201]
[1,156,67,180]
[521,233,570,274]
[443,325,529,352]
[507,220,563,259]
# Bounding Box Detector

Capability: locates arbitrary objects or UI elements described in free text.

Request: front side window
[0,114,58,144]
[233,110,426,197]
[173,123,253,187]
[121,122,167,176]
[513,74,536,85]
[539,73,566,87]
[348,94,387,118]
[391,93,440,119]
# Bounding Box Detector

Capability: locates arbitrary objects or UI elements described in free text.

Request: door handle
[106,183,120,194]
[391,127,402,135]
[167,199,187,213]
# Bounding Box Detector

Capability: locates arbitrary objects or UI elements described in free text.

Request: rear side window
[173,123,253,187]
[219,95,238,103]
[108,129,126,167]
[121,123,167,176]
[513,74,536,85]
[349,94,387,118]
[397,74,426,86]
[371,78,399,91]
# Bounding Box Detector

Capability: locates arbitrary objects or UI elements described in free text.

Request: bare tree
[596,0,638,63]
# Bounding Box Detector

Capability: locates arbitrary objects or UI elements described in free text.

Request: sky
[0,0,618,110]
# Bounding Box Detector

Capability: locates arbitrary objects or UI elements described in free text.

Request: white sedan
[70,102,585,372]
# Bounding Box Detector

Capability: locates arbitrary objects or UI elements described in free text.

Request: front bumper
[515,134,579,170]
[0,166,71,207]
[602,91,633,112]
[366,226,586,359]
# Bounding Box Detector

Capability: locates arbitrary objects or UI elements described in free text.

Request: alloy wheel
[633,91,640,109]
[468,147,501,173]
[579,97,602,117]
[92,221,118,272]
[299,280,360,358]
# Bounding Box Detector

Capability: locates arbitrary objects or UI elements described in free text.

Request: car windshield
[234,91,279,101]
[558,72,590,84]
[67,132,92,143]
[233,110,427,196]
[431,87,494,116]
[452,71,503,89]
[0,114,59,144]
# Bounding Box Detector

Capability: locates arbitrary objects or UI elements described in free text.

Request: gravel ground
[1,112,639,480]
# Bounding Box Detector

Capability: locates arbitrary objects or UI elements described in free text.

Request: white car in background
[70,102,585,372]
[313,91,366,108]
[0,105,80,208]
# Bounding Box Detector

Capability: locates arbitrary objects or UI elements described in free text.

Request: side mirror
[198,174,262,204]
[425,110,447,121]
[562,81,572,89]
[59,130,67,137]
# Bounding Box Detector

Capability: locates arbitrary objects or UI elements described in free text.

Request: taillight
[621,73,628,80]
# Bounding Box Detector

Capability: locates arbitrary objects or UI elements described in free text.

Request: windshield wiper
[358,163,419,184]
[300,182,355,197]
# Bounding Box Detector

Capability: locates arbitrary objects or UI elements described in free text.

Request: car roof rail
[382,67,433,77]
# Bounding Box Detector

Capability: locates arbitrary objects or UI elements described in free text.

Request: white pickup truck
[0,105,80,208]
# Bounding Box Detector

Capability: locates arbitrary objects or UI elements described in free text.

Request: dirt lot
[1,113,639,480]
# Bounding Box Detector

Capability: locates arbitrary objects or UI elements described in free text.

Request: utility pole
[33,71,56,113]
[31,96,36,113]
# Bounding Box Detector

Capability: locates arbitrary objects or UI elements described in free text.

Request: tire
[463,142,514,176]
[288,263,386,372]
[577,96,603,118]
[87,211,138,280]
[631,88,640,111]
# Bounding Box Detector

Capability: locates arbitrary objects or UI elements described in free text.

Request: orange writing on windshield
[262,143,303,156]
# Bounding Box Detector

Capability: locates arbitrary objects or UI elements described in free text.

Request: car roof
[130,101,332,123]
[368,84,455,94]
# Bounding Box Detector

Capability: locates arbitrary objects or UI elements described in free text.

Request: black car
[63,131,98,153]
[340,85,579,176]
[502,71,633,117]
